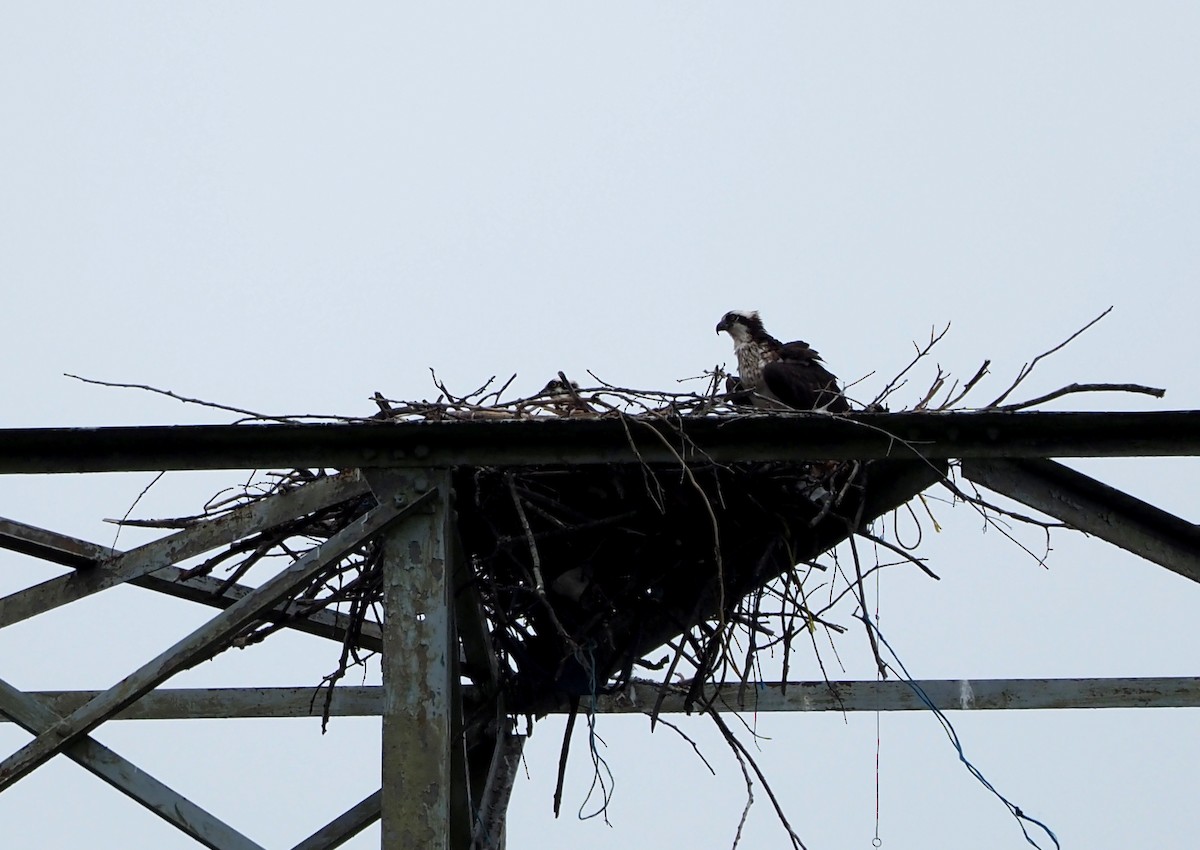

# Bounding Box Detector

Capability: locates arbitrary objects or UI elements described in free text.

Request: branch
[871,323,952,408]
[64,374,362,424]
[985,306,1113,407]
[994,382,1165,412]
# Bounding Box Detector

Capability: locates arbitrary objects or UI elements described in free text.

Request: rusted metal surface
[0,486,423,794]
[0,677,265,850]
[0,471,371,630]
[0,410,1199,475]
[963,457,1200,584]
[376,471,455,850]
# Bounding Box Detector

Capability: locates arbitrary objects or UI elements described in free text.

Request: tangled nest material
[102,309,1165,848]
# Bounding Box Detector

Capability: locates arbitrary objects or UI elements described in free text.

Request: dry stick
[480,373,518,407]
[648,640,693,733]
[805,411,1066,578]
[871,323,952,407]
[63,373,360,424]
[552,696,580,818]
[620,413,729,642]
[314,567,381,732]
[942,475,1066,531]
[429,368,466,404]
[645,714,718,776]
[810,560,925,620]
[555,370,598,415]
[459,374,500,402]
[856,531,940,580]
[104,517,192,529]
[985,305,1114,407]
[706,706,808,850]
[996,381,1165,412]
[807,460,862,529]
[939,359,991,409]
[799,589,850,716]
[844,492,888,679]
[371,391,394,417]
[912,370,947,411]
[110,471,165,550]
[505,474,575,646]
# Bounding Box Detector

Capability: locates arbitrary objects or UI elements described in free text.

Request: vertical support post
[379,470,455,850]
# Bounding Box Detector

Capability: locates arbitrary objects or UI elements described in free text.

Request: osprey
[716,310,850,412]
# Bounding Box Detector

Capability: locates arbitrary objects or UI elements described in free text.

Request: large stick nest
[105,311,1165,844]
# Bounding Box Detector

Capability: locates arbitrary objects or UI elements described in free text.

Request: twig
[110,471,165,550]
[985,306,1113,407]
[706,706,807,850]
[871,323,951,407]
[64,374,309,423]
[938,360,991,409]
[507,475,576,646]
[994,382,1165,412]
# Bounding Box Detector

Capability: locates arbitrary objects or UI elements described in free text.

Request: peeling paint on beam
[378,472,455,850]
[0,410,1198,474]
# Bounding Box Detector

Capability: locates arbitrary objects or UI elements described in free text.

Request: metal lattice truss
[0,412,1197,849]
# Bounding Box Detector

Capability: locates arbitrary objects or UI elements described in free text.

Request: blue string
[861,614,1061,850]
[577,644,615,823]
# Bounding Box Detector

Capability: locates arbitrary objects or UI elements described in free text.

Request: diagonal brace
[0,516,381,650]
[0,471,370,630]
[290,789,381,850]
[0,483,428,793]
[962,457,1200,584]
[0,676,265,850]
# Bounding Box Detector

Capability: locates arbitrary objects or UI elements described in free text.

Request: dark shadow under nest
[456,454,938,716]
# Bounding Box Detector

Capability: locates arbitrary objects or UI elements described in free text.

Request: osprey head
[716,310,764,343]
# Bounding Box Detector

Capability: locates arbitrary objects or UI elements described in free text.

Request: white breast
[734,342,765,390]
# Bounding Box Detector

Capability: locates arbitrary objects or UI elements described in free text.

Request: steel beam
[0,411,1198,475]
[0,472,371,630]
[471,731,523,850]
[4,677,1199,721]
[0,486,426,793]
[962,458,1200,584]
[291,789,381,850]
[0,677,264,850]
[597,676,1200,713]
[0,686,382,721]
[0,516,382,651]
[376,471,456,850]
[0,516,110,568]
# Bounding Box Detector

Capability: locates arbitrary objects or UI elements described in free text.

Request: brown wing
[762,343,849,412]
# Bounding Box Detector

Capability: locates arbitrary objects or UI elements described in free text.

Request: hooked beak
[715,318,730,334]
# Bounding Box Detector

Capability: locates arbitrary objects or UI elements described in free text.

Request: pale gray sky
[2,4,1199,848]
